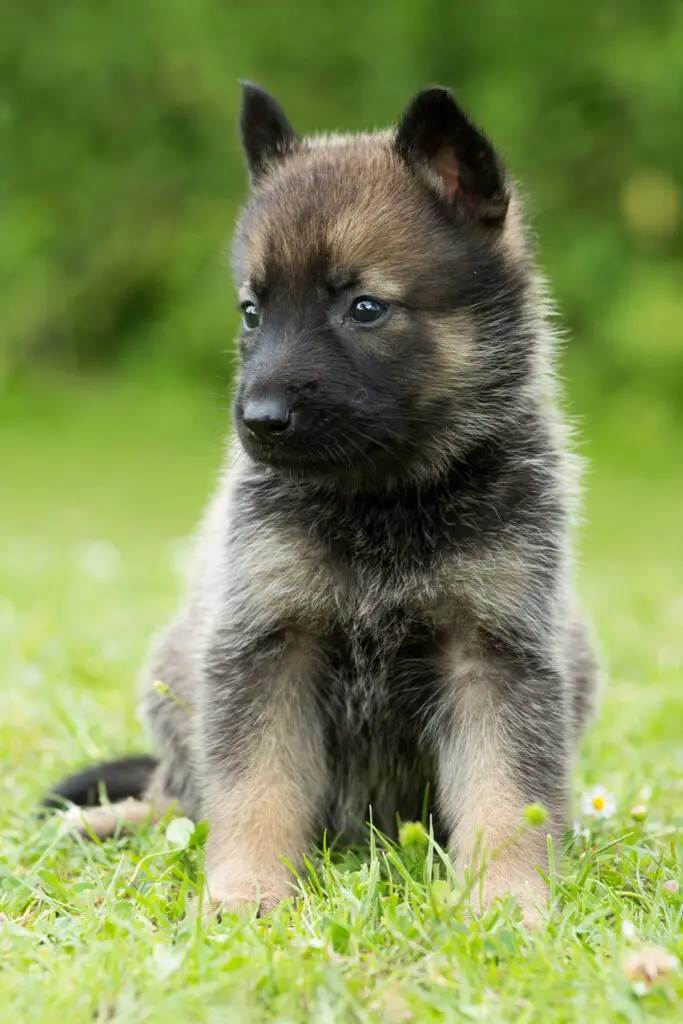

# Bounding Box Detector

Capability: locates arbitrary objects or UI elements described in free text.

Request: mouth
[237,427,332,474]
[236,424,420,488]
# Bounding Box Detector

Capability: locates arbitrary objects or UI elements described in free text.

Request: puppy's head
[232,83,536,485]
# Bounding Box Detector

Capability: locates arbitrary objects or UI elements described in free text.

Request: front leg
[437,637,571,926]
[199,627,327,915]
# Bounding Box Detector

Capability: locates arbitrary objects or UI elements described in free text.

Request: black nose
[242,395,292,443]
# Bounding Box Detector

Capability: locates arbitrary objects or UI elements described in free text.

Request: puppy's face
[232,85,530,484]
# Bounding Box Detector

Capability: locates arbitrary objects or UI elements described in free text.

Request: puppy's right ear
[239,82,300,184]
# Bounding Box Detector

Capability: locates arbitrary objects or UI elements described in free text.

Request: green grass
[0,379,681,1022]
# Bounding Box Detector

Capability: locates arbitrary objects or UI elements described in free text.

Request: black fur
[43,755,157,809]
[239,80,300,182]
[395,86,510,222]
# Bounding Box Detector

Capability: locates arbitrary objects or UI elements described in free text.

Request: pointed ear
[395,87,509,224]
[239,81,300,183]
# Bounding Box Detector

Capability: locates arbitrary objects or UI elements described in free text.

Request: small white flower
[581,785,616,819]
[165,816,196,849]
[621,920,637,941]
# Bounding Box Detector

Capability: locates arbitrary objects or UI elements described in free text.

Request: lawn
[0,378,681,1022]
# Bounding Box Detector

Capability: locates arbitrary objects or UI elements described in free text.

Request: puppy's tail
[42,754,158,810]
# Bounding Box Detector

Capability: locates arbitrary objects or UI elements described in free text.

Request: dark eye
[241,301,261,330]
[349,296,389,325]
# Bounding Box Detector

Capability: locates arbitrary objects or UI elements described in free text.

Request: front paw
[462,859,548,928]
[204,875,292,919]
[482,872,547,927]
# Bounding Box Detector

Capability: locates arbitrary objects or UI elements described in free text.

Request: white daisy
[581,785,616,819]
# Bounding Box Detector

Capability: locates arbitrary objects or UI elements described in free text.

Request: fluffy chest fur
[228,425,564,646]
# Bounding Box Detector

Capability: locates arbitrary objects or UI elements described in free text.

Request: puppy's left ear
[395,86,509,224]
[239,81,300,183]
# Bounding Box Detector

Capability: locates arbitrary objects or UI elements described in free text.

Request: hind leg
[59,797,159,840]
[55,658,199,842]
[138,611,204,818]
[57,757,182,839]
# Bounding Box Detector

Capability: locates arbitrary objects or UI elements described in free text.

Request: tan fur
[438,647,550,925]
[202,639,327,914]
[60,798,157,840]
[425,311,477,396]
[427,539,543,648]
[174,445,336,634]
[497,190,530,265]
[454,775,548,927]
[227,468,336,631]
[348,271,406,303]
[204,769,312,914]
[243,138,447,293]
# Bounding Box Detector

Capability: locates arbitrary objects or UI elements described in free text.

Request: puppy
[47,83,600,924]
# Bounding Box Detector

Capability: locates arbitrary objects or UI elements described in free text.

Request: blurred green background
[2,12,682,1011]
[2,0,682,428]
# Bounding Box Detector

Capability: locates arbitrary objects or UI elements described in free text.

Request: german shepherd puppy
[47,83,599,925]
